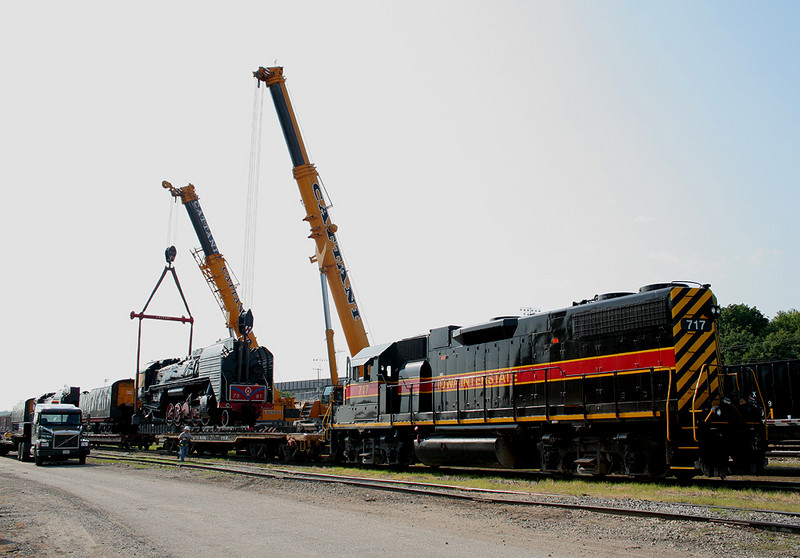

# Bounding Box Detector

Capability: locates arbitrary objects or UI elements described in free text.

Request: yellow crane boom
[254,66,370,383]
[162,181,257,346]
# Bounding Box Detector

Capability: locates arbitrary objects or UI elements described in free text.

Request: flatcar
[330,282,767,478]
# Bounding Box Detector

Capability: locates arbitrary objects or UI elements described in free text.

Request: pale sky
[1,1,798,410]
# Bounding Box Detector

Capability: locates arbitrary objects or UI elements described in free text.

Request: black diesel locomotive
[330,282,767,478]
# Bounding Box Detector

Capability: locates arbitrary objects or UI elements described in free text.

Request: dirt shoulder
[1,457,799,557]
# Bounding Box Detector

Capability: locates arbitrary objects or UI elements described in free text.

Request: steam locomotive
[137,337,278,427]
[329,282,767,478]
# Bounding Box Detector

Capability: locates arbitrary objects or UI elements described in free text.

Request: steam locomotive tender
[137,337,275,427]
[80,379,137,434]
[331,283,766,478]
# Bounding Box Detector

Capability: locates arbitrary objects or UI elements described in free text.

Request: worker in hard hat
[178,426,192,462]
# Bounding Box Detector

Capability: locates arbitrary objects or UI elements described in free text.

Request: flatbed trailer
[159,427,327,462]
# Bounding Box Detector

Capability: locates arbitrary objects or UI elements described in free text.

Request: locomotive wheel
[220,409,231,427]
[178,402,189,424]
[277,441,288,462]
[277,441,298,463]
[248,443,266,458]
[165,403,175,425]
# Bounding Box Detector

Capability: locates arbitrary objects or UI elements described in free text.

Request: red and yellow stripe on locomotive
[331,283,766,477]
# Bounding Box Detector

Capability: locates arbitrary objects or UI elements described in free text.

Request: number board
[682,318,712,332]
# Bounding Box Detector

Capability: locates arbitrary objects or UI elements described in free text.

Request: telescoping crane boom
[162,181,256,346]
[253,66,369,384]
[139,181,296,426]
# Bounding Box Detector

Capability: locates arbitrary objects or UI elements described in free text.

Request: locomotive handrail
[666,368,674,442]
[746,366,770,440]
[511,371,517,421]
[430,376,437,425]
[482,374,487,424]
[650,367,656,412]
[544,367,549,421]
[387,381,393,428]
[691,364,710,443]
[724,369,742,394]
[581,374,587,421]
[707,364,715,406]
[745,366,768,418]
[433,375,437,425]
[456,377,461,424]
[321,399,333,441]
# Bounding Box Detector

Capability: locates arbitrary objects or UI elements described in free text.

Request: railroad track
[93,444,800,491]
[414,463,800,492]
[91,451,800,535]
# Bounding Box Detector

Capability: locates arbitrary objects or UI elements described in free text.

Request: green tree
[719,306,800,364]
[719,327,759,365]
[757,310,800,361]
[718,304,769,365]
[719,304,769,337]
[768,309,800,335]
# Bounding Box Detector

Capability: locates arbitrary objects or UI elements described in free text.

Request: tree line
[718,304,800,365]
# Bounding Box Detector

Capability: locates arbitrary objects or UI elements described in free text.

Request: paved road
[1,457,576,558]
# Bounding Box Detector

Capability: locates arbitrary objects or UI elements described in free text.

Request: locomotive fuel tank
[414,436,523,468]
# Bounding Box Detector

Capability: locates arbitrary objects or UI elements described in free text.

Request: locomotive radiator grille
[573,298,668,339]
[670,287,721,413]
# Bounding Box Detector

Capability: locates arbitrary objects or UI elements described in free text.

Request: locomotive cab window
[383,365,394,381]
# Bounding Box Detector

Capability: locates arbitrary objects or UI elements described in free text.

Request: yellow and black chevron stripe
[671,287,721,414]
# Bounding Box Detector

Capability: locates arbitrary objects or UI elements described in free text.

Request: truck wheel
[18,443,30,462]
[79,455,86,465]
[35,452,43,466]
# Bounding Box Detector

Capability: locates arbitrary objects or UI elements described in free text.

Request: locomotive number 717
[682,318,711,332]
